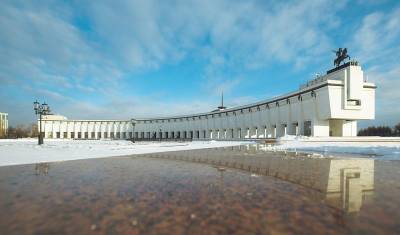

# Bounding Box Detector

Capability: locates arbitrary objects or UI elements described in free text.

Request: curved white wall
[41,63,376,139]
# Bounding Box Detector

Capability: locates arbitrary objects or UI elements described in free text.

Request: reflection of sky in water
[0,145,399,234]
[262,143,400,160]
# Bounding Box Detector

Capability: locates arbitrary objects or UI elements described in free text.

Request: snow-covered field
[2,136,400,167]
[0,139,249,167]
[266,136,400,160]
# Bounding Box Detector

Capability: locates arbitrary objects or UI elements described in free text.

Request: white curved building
[40,62,376,140]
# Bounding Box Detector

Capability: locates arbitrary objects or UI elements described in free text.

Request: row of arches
[134,121,312,140]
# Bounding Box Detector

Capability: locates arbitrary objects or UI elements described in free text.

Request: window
[85,132,88,139]
[91,132,95,138]
[63,132,67,138]
[110,132,114,138]
[98,132,101,139]
[298,95,302,101]
[347,99,361,106]
[71,132,75,138]
[116,132,120,139]
[304,121,312,136]
[78,132,81,139]
[56,132,60,138]
[104,132,108,138]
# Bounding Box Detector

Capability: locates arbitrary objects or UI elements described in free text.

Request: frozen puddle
[268,135,400,160]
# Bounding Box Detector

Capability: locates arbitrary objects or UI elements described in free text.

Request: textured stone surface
[0,146,399,234]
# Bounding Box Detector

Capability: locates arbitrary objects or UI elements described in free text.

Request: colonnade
[40,63,375,139]
[42,120,133,139]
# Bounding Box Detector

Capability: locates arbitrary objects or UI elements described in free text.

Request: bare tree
[395,123,400,137]
[30,123,38,137]
[7,123,38,139]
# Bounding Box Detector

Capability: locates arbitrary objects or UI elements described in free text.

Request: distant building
[0,112,8,138]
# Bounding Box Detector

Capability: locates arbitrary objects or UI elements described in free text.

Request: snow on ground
[2,136,400,167]
[268,136,400,160]
[0,139,250,167]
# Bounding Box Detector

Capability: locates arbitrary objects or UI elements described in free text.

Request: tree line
[0,123,38,139]
[358,123,400,137]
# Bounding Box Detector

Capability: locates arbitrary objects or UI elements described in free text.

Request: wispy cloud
[350,6,400,126]
[0,0,399,127]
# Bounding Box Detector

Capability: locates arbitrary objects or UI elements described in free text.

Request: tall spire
[218,91,226,110]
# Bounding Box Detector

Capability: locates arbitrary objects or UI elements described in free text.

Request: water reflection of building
[34,163,50,176]
[149,146,374,214]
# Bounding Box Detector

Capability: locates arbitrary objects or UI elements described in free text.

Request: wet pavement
[0,144,399,234]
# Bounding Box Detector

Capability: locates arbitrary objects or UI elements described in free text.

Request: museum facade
[40,62,376,140]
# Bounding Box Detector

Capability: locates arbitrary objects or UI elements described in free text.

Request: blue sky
[1,0,399,128]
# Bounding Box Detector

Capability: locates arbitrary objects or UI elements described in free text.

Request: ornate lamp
[33,100,51,145]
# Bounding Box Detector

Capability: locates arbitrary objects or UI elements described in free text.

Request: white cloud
[352,8,400,64]
[364,66,400,126]
[53,96,217,120]
[352,6,400,127]
[0,1,123,92]
[81,0,343,72]
[3,0,399,127]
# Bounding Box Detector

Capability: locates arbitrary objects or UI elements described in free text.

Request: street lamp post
[130,119,137,143]
[159,126,162,142]
[33,100,50,145]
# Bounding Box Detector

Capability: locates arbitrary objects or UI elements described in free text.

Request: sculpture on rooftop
[333,48,350,67]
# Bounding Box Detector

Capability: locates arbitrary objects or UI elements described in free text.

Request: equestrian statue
[333,48,350,67]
